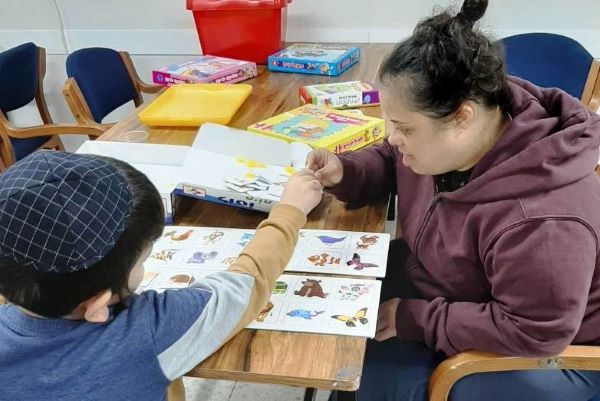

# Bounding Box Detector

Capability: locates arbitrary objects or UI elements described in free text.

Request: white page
[143,225,388,338]
[194,123,292,167]
[76,140,188,167]
[289,142,313,169]
[246,274,381,338]
[145,227,390,278]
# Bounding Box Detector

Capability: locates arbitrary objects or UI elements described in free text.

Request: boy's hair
[0,153,164,317]
[378,0,512,118]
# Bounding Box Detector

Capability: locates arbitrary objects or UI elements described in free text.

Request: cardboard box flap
[193,122,311,168]
[77,141,189,167]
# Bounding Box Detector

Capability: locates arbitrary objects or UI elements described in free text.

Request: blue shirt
[0,271,253,401]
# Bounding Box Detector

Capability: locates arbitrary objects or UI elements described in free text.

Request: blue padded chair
[0,43,105,168]
[501,33,600,110]
[63,47,161,125]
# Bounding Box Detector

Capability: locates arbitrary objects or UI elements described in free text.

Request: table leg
[304,388,317,401]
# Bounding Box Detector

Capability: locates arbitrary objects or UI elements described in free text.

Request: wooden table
[100,44,392,394]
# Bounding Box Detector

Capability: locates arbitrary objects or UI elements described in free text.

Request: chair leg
[304,388,317,401]
[386,193,396,221]
[329,390,358,401]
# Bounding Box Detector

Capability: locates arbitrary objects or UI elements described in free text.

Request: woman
[307,1,600,400]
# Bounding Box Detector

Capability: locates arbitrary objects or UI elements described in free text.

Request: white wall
[1,0,599,150]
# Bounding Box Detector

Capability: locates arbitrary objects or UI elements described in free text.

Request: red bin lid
[187,0,289,11]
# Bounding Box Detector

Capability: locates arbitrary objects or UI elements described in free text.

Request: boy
[0,151,323,401]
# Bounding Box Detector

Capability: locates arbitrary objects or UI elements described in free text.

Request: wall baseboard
[0,30,66,54]
[2,28,599,58]
[65,29,202,55]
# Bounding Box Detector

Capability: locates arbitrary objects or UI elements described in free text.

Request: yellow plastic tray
[138,84,252,126]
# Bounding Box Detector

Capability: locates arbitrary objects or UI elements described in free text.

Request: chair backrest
[0,42,39,114]
[501,33,594,99]
[65,47,139,123]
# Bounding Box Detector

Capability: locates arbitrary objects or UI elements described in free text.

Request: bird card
[146,227,389,278]
[141,225,389,337]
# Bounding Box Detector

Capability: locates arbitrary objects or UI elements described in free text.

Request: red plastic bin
[187,0,290,64]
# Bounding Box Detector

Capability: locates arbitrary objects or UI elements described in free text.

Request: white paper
[142,225,388,338]
[146,227,390,278]
[289,142,313,169]
[247,274,381,338]
[194,122,291,167]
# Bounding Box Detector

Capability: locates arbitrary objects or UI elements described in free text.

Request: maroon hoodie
[331,76,600,357]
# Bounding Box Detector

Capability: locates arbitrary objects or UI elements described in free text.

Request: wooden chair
[62,47,161,125]
[501,33,600,111]
[0,43,105,169]
[428,345,600,400]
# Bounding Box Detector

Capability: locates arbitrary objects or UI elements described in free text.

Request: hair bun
[458,0,488,25]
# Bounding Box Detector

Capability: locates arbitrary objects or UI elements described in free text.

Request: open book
[139,226,390,338]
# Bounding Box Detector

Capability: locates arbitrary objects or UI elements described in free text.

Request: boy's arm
[225,203,305,336]
[149,204,306,380]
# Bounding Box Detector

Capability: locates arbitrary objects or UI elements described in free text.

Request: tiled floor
[183,378,331,401]
[183,198,396,401]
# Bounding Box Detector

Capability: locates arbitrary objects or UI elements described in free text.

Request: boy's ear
[79,290,113,323]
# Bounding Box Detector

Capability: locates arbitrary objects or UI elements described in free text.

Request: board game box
[299,81,380,109]
[152,55,257,86]
[268,43,360,76]
[247,104,385,154]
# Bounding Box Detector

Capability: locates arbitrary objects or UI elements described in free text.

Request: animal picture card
[135,267,214,294]
[247,274,382,338]
[146,226,390,278]
[136,268,381,337]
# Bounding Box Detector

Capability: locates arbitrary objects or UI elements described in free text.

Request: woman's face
[380,86,476,176]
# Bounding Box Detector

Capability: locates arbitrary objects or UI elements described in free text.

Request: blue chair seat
[501,33,594,99]
[12,136,51,161]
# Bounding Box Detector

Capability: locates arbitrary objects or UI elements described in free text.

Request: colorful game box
[268,43,360,76]
[299,81,380,109]
[247,104,385,154]
[152,55,257,86]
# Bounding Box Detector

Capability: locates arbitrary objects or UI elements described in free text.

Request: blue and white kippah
[0,151,132,273]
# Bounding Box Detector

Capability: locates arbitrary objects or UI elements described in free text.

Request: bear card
[247,275,382,338]
[137,266,382,337]
[146,226,390,278]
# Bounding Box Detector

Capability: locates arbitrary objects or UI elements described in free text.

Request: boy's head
[0,151,164,319]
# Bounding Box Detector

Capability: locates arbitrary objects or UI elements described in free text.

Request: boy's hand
[280,169,323,215]
[305,148,344,188]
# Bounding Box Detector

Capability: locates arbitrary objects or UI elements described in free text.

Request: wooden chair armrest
[62,78,98,125]
[6,123,110,139]
[138,80,163,94]
[583,60,600,112]
[119,51,162,94]
[589,80,600,112]
[428,346,600,401]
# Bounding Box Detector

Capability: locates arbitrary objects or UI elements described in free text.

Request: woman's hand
[375,298,400,341]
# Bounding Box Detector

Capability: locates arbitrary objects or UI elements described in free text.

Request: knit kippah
[0,151,132,273]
